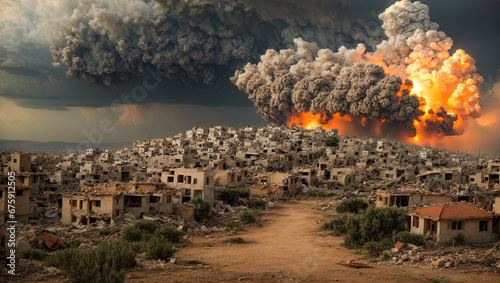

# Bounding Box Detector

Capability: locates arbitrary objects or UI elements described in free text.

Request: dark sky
[0,0,498,150]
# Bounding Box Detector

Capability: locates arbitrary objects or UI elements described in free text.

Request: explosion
[232,0,483,146]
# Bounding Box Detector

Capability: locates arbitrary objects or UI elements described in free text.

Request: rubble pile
[379,243,500,271]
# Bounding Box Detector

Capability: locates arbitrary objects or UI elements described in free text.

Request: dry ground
[126,199,500,282]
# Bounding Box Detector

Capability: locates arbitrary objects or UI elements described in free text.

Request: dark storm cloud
[0,0,498,113]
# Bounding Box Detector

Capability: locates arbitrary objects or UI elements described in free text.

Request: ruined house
[61,182,173,225]
[0,184,30,224]
[160,168,215,205]
[256,172,300,196]
[214,169,248,188]
[374,190,454,208]
[409,202,499,244]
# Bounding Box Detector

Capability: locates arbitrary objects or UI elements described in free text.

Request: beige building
[61,182,173,225]
[214,170,247,188]
[256,172,300,196]
[409,202,499,244]
[161,168,215,205]
[7,153,32,173]
[374,190,454,208]
[0,184,31,224]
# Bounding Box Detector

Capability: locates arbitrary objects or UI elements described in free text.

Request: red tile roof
[411,202,492,221]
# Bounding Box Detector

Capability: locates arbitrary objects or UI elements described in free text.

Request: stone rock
[200,225,208,232]
[433,259,445,267]
[124,213,137,222]
[169,257,177,264]
[96,220,107,230]
[16,238,32,253]
[444,261,451,268]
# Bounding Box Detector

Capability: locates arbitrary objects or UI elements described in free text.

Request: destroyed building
[61,182,173,225]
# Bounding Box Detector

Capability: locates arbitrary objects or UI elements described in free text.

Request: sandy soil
[127,199,500,283]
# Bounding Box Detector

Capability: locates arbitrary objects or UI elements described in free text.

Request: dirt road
[128,200,500,282]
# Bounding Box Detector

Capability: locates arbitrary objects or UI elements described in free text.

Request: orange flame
[287,47,482,148]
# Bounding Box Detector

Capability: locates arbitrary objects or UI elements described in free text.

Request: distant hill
[0,139,131,153]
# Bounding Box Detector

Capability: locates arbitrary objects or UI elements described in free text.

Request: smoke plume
[232,0,483,138]
[50,0,386,88]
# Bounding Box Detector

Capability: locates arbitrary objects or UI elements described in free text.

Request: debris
[339,260,372,268]
[394,241,405,251]
[41,232,60,250]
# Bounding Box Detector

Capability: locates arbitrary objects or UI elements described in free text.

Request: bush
[99,229,112,237]
[222,237,244,244]
[225,222,242,231]
[341,184,366,192]
[336,198,367,214]
[134,220,157,234]
[321,215,348,234]
[381,251,392,261]
[218,188,250,206]
[392,231,426,246]
[146,236,175,261]
[484,258,497,267]
[325,136,339,147]
[155,226,183,243]
[66,239,83,249]
[448,233,465,246]
[365,239,393,256]
[48,241,136,283]
[122,226,143,242]
[191,198,211,221]
[343,207,407,248]
[248,198,266,209]
[240,211,256,223]
[21,249,46,260]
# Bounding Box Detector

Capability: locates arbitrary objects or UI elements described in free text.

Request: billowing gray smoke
[231,38,424,136]
[232,0,483,137]
[50,0,387,88]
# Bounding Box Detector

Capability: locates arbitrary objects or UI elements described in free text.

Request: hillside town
[1,125,500,281]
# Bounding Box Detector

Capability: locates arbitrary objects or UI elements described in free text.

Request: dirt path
[128,200,499,282]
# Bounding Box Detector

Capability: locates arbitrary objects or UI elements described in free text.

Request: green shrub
[381,251,392,261]
[322,215,348,234]
[122,226,143,242]
[134,220,157,234]
[341,184,366,192]
[392,231,426,246]
[336,198,367,214]
[448,233,465,246]
[343,207,407,248]
[225,222,242,231]
[222,237,244,244]
[240,211,256,223]
[66,239,83,248]
[218,188,250,206]
[21,249,46,260]
[484,258,497,267]
[191,198,211,221]
[325,136,339,147]
[99,229,112,237]
[146,236,175,261]
[48,241,136,283]
[365,239,393,256]
[248,198,266,209]
[155,226,183,243]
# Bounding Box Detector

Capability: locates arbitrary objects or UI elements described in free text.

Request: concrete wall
[494,197,500,214]
[436,219,499,244]
[0,187,30,224]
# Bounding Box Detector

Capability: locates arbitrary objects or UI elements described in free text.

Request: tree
[325,136,339,147]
